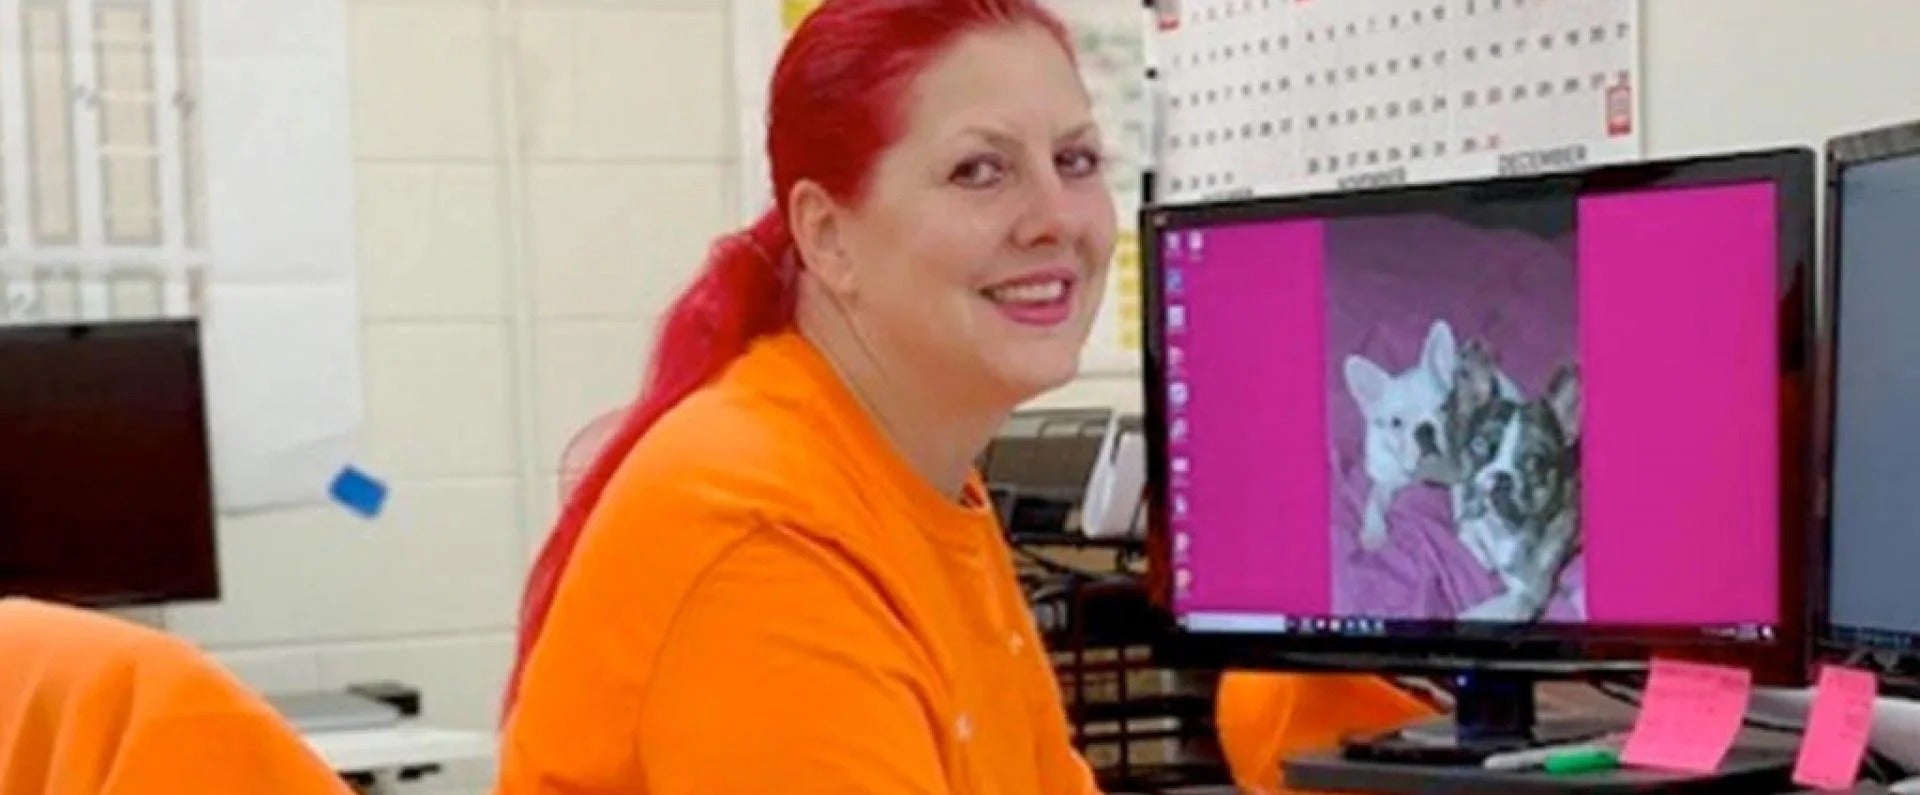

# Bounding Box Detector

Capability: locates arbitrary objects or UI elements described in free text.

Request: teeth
[987,280,1067,304]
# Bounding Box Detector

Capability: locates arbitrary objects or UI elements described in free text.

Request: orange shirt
[496,329,1098,795]
[0,598,349,795]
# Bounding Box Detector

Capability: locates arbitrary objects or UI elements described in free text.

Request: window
[2,0,204,320]
[2,0,203,266]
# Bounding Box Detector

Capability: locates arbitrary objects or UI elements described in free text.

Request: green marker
[1543,748,1621,775]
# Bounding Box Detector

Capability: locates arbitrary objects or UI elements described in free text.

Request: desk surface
[303,724,496,773]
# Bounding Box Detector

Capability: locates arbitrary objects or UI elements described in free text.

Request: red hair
[504,0,1073,717]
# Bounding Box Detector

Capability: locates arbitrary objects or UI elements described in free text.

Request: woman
[495,0,1114,791]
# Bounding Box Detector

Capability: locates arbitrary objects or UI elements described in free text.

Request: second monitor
[1822,117,1920,690]
[1143,147,1819,753]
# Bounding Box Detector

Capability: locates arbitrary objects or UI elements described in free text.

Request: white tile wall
[156,2,1138,793]
[359,323,518,478]
[211,648,326,695]
[151,2,746,792]
[168,479,522,646]
[534,319,649,467]
[515,8,730,160]
[348,4,500,160]
[357,164,511,319]
[526,162,726,318]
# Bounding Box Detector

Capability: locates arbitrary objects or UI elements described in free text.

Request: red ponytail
[504,0,1073,720]
[503,211,793,714]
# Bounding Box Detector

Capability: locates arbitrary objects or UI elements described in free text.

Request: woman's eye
[950,157,1005,188]
[1057,147,1104,178]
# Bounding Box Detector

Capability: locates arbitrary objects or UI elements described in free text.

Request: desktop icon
[1172,457,1190,476]
[1173,532,1191,556]
[1173,493,1189,517]
[1165,268,1185,295]
[1188,230,1204,252]
[1175,568,1193,593]
[1171,417,1189,442]
[1169,381,1189,407]
[1167,305,1187,332]
[1168,345,1186,370]
[1164,231,1181,253]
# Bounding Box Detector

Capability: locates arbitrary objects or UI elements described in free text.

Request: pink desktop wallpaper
[1165,181,1780,627]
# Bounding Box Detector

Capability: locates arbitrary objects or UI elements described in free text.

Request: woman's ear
[787,180,858,299]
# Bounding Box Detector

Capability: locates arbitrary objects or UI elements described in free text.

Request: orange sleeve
[1215,672,1438,795]
[638,528,954,794]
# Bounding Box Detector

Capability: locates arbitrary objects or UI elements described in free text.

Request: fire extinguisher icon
[1606,75,1634,137]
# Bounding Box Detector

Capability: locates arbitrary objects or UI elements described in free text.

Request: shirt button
[955,713,974,742]
[1008,633,1026,654]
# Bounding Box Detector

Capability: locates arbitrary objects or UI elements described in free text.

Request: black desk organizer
[1025,561,1227,792]
[984,408,1231,792]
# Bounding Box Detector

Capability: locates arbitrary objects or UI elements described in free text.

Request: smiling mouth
[980,275,1077,328]
[982,279,1069,304]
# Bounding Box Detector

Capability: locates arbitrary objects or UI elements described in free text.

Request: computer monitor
[1820,119,1920,691]
[1141,148,1818,752]
[0,319,220,607]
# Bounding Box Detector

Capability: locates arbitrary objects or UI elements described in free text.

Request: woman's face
[810,23,1118,410]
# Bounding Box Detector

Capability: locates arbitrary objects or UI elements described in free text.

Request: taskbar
[1825,624,1920,655]
[1177,611,1777,643]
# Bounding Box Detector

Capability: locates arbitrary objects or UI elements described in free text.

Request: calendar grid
[1154,0,1641,203]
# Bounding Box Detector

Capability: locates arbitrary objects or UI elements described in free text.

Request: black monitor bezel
[0,318,221,608]
[1138,147,1819,687]
[1816,118,1920,694]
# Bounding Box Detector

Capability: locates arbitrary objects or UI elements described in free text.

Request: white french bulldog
[1342,319,1461,551]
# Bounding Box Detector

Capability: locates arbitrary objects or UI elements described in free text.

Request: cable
[1011,543,1111,581]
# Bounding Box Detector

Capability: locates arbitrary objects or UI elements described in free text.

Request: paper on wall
[199,280,361,512]
[196,0,362,511]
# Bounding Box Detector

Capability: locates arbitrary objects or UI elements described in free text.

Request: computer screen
[1825,121,1920,663]
[1144,149,1815,670]
[0,320,220,607]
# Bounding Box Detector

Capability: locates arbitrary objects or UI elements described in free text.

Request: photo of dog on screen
[1325,207,1585,623]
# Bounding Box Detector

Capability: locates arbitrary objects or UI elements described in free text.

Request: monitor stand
[1340,671,1623,766]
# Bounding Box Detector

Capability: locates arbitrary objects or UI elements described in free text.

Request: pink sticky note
[1792,664,1879,790]
[1620,658,1753,773]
